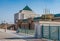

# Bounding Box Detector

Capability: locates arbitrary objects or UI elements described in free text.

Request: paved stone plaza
[0,32,46,41]
[0,29,54,41]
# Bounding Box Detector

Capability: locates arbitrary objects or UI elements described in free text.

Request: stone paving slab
[0,31,19,39]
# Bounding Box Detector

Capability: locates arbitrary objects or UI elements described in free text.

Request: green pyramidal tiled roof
[23,6,32,11]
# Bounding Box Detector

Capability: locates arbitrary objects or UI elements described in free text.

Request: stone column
[34,22,42,38]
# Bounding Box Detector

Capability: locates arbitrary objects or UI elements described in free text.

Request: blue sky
[0,0,60,24]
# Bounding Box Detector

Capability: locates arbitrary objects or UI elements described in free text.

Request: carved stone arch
[28,18,34,29]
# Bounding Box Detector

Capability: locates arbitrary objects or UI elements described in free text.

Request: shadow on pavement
[4,37,38,39]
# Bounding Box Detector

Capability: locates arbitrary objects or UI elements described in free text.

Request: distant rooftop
[54,13,60,17]
[23,5,32,11]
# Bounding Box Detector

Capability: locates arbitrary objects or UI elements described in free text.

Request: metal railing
[42,25,60,40]
[16,24,60,40]
[16,28,35,35]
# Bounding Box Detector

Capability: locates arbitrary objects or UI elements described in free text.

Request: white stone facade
[14,10,40,23]
[21,10,40,19]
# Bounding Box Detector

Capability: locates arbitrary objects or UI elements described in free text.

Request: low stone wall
[39,21,60,26]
